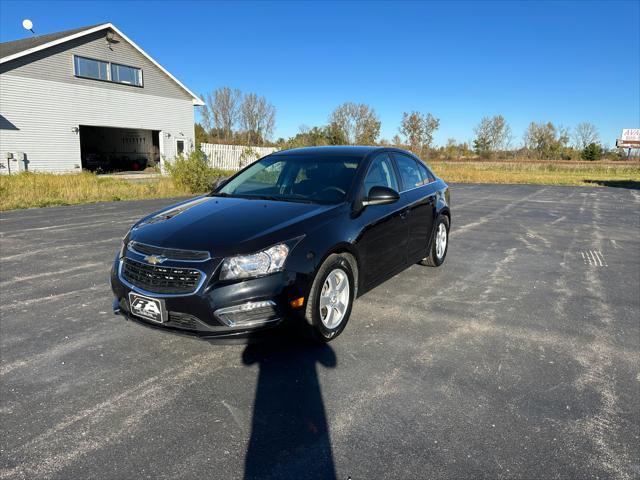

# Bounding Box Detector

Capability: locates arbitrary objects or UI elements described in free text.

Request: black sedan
[110,146,451,341]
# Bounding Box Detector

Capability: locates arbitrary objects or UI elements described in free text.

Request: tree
[573,122,599,150]
[473,117,493,158]
[285,126,328,149]
[581,142,603,161]
[208,87,241,143]
[199,94,213,134]
[421,113,440,158]
[194,123,208,147]
[240,93,276,145]
[278,123,347,150]
[399,112,423,151]
[523,121,570,159]
[473,115,512,158]
[398,111,440,157]
[444,138,458,160]
[441,139,472,160]
[324,121,348,145]
[328,102,381,145]
[489,115,512,152]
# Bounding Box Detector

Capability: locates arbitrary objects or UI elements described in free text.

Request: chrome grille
[121,258,202,294]
[128,241,210,261]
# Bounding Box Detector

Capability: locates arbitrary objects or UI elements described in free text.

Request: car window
[416,161,436,183]
[394,153,426,191]
[218,155,360,204]
[363,154,399,195]
[232,160,286,193]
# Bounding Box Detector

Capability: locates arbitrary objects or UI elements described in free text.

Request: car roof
[272,145,391,158]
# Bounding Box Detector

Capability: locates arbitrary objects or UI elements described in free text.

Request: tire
[420,215,450,267]
[303,253,355,342]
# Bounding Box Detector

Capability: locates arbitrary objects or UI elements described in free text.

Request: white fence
[200,143,278,171]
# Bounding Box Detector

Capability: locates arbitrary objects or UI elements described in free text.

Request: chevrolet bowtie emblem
[144,255,167,265]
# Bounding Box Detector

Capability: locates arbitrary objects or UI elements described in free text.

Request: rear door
[356,153,409,287]
[391,153,437,262]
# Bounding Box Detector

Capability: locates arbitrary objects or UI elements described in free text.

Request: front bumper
[110,255,309,339]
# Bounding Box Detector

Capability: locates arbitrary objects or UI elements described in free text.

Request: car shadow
[242,333,337,480]
[583,179,640,190]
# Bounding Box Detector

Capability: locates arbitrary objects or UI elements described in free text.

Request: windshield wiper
[250,195,317,204]
[211,193,281,201]
[237,194,285,201]
[281,197,315,204]
[212,193,316,204]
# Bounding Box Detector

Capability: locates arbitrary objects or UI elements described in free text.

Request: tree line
[197,87,276,146]
[196,86,623,161]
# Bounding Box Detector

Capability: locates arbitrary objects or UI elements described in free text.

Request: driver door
[356,153,409,288]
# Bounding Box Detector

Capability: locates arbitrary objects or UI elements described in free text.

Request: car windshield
[215,155,360,204]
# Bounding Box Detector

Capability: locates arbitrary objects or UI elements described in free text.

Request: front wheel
[303,254,355,342]
[420,215,449,267]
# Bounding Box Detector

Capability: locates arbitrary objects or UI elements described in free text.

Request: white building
[0,22,204,174]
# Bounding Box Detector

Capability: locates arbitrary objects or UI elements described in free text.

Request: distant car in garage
[82,152,149,172]
[110,146,451,341]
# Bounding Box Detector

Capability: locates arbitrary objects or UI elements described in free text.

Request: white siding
[1,30,193,101]
[0,74,195,173]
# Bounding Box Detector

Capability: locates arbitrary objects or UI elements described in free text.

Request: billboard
[621,129,640,142]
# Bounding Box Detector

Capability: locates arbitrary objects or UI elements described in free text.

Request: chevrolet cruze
[110,146,451,341]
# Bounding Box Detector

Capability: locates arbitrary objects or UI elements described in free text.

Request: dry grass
[1,162,639,211]
[430,161,640,187]
[0,172,189,211]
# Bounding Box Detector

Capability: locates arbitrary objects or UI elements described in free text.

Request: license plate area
[128,292,166,324]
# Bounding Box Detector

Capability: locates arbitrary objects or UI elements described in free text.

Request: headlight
[220,243,290,280]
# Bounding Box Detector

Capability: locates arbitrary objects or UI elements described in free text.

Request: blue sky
[1,0,638,147]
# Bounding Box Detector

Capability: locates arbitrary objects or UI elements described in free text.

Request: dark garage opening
[79,125,160,173]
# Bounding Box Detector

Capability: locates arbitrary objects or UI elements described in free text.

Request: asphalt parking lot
[1,184,639,480]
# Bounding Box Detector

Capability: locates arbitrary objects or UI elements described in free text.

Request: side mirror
[362,186,400,206]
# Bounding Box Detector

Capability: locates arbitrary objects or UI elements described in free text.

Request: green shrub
[581,143,603,161]
[165,149,229,193]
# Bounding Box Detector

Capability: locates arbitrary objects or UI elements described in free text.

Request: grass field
[430,160,640,188]
[0,172,187,211]
[1,162,638,211]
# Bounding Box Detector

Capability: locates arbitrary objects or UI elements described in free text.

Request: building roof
[0,23,204,106]
[0,23,106,59]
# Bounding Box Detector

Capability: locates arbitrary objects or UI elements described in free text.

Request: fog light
[290,297,305,308]
[214,300,280,328]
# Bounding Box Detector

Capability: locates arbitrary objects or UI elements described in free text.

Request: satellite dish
[22,19,35,34]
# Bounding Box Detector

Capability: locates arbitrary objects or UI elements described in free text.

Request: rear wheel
[303,254,355,342]
[420,215,449,267]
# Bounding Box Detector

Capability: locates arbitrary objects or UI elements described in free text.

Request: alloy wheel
[435,222,447,259]
[319,268,350,329]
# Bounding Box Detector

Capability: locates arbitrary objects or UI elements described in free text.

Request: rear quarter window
[416,161,436,183]
[394,153,426,191]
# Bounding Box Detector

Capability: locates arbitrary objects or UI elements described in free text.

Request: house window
[73,55,143,87]
[74,56,109,81]
[111,62,143,86]
[176,140,185,156]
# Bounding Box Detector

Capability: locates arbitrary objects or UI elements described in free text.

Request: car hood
[129,196,341,256]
